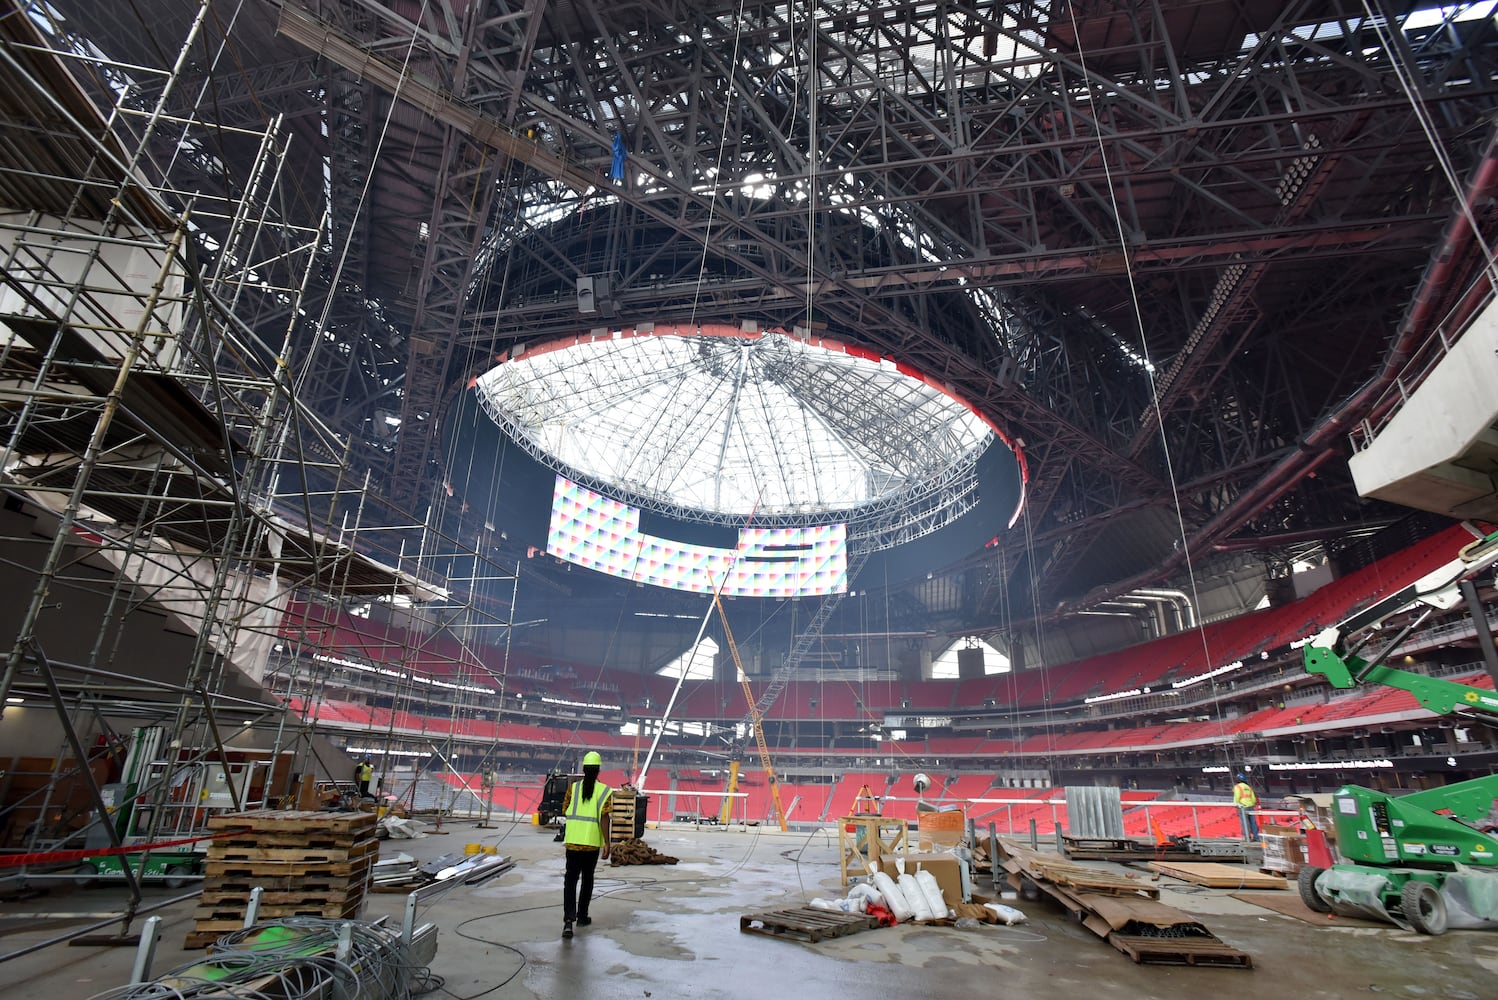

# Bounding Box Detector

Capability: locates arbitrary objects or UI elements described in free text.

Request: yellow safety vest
[564,780,612,848]
[358,763,373,782]
[1233,782,1257,808]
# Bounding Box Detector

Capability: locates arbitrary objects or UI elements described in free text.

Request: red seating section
[282,526,1485,772]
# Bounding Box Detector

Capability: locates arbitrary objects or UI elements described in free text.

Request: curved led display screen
[547,476,848,597]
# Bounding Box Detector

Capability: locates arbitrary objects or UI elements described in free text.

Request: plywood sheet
[1147,861,1286,889]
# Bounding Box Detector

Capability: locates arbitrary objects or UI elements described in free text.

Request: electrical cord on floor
[420,824,771,997]
[440,913,530,1000]
[782,823,832,901]
[84,916,436,1000]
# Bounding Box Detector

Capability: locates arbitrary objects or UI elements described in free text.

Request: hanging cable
[1061,2,1230,761]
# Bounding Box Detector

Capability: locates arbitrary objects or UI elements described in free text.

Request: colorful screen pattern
[547,476,848,596]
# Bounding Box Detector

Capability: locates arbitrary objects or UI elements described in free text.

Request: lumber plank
[995,839,1253,970]
[1146,861,1286,890]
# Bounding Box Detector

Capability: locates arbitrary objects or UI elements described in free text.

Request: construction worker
[1233,772,1259,839]
[356,756,374,798]
[561,751,611,939]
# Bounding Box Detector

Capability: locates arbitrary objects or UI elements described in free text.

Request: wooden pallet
[202,875,369,894]
[208,840,378,864]
[207,810,376,835]
[205,857,374,878]
[609,788,637,844]
[199,888,368,908]
[211,831,379,851]
[191,899,364,924]
[1020,853,1159,900]
[184,931,227,950]
[739,906,876,944]
[1062,836,1202,864]
[1109,932,1253,968]
[1146,861,1285,890]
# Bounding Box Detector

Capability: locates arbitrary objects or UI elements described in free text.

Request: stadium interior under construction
[4,1,1498,997]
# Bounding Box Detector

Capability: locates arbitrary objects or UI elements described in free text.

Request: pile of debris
[377,814,430,839]
[611,838,678,865]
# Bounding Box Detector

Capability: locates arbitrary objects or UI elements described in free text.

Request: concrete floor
[4,819,1496,999]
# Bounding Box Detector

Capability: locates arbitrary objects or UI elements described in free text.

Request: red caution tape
[0,826,249,868]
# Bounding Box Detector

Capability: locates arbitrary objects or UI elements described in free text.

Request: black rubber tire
[163,864,191,890]
[1401,879,1448,936]
[1298,866,1332,913]
[74,862,99,889]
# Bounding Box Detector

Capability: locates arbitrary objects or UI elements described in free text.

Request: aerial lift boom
[1298,526,1498,933]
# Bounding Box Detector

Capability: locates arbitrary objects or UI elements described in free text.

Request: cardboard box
[1286,794,1338,843]
[878,851,966,905]
[917,808,966,850]
[1260,829,1307,875]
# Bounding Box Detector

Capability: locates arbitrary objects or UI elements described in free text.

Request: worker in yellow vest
[561,751,611,939]
[1233,772,1259,839]
[356,757,374,799]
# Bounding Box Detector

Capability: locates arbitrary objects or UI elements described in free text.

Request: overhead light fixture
[5,696,23,705]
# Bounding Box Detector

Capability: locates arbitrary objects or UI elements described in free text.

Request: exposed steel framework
[29,0,1498,640]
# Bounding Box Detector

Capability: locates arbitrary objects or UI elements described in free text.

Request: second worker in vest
[561,751,612,939]
[1233,773,1259,839]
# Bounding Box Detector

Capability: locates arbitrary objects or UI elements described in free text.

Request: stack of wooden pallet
[609,787,637,844]
[185,810,378,949]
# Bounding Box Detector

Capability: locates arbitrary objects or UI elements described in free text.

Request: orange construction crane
[714,594,787,832]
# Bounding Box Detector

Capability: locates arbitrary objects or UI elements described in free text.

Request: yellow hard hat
[583,751,602,767]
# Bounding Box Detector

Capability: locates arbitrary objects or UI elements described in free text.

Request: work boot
[562,921,574,939]
[577,915,592,926]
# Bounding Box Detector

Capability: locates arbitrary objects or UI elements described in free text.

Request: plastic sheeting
[1318,867,1394,923]
[1319,864,1498,930]
[1436,866,1498,930]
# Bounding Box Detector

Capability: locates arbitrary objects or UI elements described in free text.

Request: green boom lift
[1298,527,1498,934]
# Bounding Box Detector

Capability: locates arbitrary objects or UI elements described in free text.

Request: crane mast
[715,595,788,832]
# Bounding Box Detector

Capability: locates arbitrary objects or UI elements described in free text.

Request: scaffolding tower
[0,1,516,949]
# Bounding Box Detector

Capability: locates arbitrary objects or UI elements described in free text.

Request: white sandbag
[914,869,950,919]
[873,870,914,921]
[984,902,1028,925]
[899,873,935,922]
[848,882,884,909]
[810,895,867,914]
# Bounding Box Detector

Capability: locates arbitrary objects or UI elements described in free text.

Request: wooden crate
[837,816,908,884]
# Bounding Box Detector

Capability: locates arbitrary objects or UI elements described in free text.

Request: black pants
[563,847,601,923]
